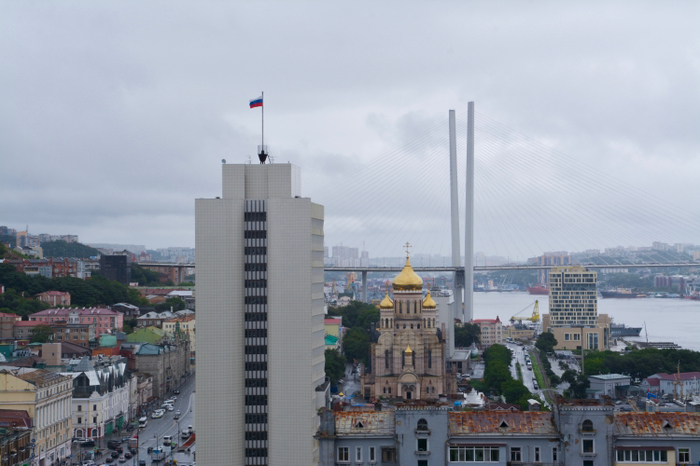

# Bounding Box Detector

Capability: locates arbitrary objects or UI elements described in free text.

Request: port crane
[510,300,540,323]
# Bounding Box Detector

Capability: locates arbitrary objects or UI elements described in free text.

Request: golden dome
[379,288,394,309]
[393,256,423,291]
[405,344,413,354]
[422,291,436,309]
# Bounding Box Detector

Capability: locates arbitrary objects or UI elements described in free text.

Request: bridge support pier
[362,270,368,303]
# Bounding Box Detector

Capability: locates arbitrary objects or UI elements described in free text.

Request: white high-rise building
[195,163,326,466]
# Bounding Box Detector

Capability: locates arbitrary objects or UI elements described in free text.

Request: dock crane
[510,300,540,323]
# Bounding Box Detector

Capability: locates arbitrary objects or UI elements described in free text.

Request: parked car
[173,389,180,395]
[108,440,121,450]
[118,455,127,464]
[166,404,175,411]
[110,451,120,459]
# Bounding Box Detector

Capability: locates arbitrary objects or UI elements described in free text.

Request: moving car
[152,409,165,419]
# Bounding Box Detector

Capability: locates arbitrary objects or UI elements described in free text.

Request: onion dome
[405,344,413,354]
[422,291,436,309]
[393,256,423,291]
[379,288,394,309]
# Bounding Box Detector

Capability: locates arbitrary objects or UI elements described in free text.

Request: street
[135,372,196,465]
[73,372,196,466]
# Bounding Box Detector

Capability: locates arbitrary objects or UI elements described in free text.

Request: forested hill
[41,240,100,258]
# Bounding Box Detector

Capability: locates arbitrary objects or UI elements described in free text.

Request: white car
[166,404,174,411]
[152,409,165,419]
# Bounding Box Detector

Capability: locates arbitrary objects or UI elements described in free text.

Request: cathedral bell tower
[362,243,450,401]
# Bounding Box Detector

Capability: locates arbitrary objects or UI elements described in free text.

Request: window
[337,447,349,462]
[77,405,82,412]
[77,417,82,424]
[617,450,668,463]
[679,449,690,463]
[369,446,376,462]
[583,439,594,453]
[553,447,558,462]
[448,447,500,462]
[583,461,594,466]
[418,462,428,466]
[417,418,428,431]
[582,419,594,432]
[382,447,396,462]
[93,417,97,424]
[417,438,428,452]
[510,447,521,462]
[534,446,541,462]
[356,446,362,462]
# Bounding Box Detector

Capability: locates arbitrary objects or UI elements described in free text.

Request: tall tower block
[196,163,326,466]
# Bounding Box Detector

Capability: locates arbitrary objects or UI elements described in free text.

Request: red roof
[325,318,342,325]
[471,316,501,324]
[0,312,20,319]
[14,321,40,327]
[0,409,33,428]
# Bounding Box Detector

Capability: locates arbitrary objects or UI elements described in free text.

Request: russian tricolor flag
[249,96,263,108]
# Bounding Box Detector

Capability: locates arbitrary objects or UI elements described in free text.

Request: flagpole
[261,91,264,150]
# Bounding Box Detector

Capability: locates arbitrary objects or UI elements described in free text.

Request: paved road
[135,372,197,465]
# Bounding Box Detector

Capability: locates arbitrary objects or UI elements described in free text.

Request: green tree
[343,327,370,364]
[325,349,347,386]
[502,379,530,404]
[535,332,558,354]
[484,360,512,395]
[454,323,481,347]
[31,325,54,343]
[131,264,162,287]
[156,297,186,312]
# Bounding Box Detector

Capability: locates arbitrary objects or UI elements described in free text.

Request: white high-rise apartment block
[196,163,326,466]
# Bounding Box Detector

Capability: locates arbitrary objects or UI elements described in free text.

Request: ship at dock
[600,287,647,298]
[527,284,549,295]
[610,321,643,337]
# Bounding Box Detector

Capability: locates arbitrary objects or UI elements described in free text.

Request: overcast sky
[1,2,699,258]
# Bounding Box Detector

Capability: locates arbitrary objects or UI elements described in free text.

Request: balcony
[415,450,430,457]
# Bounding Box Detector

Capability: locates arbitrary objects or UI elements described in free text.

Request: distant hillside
[41,240,100,258]
[0,234,15,247]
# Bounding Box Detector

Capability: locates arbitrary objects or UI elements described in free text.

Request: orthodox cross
[404,242,412,256]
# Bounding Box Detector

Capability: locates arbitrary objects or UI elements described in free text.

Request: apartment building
[0,369,73,466]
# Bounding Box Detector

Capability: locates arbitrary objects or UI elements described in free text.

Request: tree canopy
[40,240,100,259]
[343,327,371,365]
[325,349,347,386]
[535,332,558,354]
[582,348,700,381]
[30,325,54,343]
[455,323,481,347]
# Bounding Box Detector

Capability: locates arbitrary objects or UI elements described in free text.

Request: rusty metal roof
[335,411,395,436]
[449,412,558,436]
[614,412,700,436]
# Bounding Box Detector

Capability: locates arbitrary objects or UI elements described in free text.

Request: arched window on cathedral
[412,351,415,367]
[385,318,389,328]
[428,349,432,369]
[417,324,420,329]
[410,323,414,329]
[417,419,429,431]
[399,302,402,314]
[403,323,406,329]
[414,301,418,314]
[401,351,405,368]
[385,350,389,369]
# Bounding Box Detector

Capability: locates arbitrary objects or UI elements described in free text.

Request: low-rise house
[136,311,175,328]
[126,327,166,345]
[588,373,631,399]
[35,291,71,307]
[643,372,700,396]
[111,303,140,319]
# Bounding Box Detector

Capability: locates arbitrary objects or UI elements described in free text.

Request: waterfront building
[362,255,453,401]
[0,369,73,466]
[543,265,609,351]
[470,317,503,347]
[196,163,326,466]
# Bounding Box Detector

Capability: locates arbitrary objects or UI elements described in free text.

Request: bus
[138,417,148,429]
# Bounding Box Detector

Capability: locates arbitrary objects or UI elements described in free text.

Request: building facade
[196,163,326,466]
[28,308,122,337]
[544,265,609,351]
[0,369,73,466]
[362,259,452,401]
[99,253,131,285]
[470,317,503,347]
[35,291,71,307]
